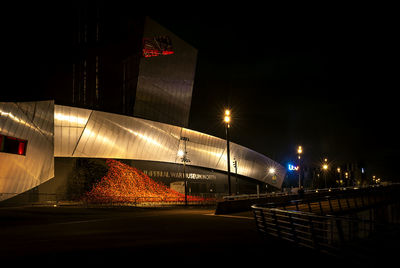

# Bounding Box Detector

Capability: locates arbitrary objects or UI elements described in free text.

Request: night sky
[2,6,398,182]
[152,15,398,181]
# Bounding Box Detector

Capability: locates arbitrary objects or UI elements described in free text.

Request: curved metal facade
[54,105,286,188]
[0,101,54,201]
[0,101,285,201]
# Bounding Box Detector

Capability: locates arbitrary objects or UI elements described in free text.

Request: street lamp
[179,137,190,205]
[224,109,232,196]
[297,146,302,191]
[297,146,302,156]
[269,167,276,174]
[337,167,343,186]
[322,158,328,189]
[233,158,239,194]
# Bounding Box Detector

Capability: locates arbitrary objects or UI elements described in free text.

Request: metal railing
[252,204,400,260]
[251,188,400,261]
[253,206,382,255]
[223,184,400,201]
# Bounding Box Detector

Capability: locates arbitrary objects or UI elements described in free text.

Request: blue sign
[288,164,299,171]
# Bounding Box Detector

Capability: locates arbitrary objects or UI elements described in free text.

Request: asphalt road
[1,206,330,266]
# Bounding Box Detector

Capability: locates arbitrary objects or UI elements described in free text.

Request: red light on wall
[18,142,26,155]
[0,134,27,156]
[162,50,174,56]
[142,36,174,58]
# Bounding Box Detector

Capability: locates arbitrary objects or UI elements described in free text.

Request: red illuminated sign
[0,134,27,156]
[142,36,174,58]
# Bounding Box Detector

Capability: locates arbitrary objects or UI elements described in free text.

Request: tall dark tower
[4,3,197,128]
[69,5,198,127]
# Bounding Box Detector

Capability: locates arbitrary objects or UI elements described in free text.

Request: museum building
[0,10,285,202]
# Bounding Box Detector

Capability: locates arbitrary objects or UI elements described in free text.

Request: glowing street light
[269,167,276,174]
[224,109,232,196]
[297,145,303,193]
[322,158,329,188]
[297,146,303,157]
[224,110,231,124]
[177,150,184,158]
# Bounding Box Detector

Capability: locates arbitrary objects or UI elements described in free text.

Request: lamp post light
[297,146,302,190]
[337,167,342,186]
[224,109,232,196]
[269,167,276,175]
[322,158,328,189]
[233,158,238,194]
[179,136,190,206]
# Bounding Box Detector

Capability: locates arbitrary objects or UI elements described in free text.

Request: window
[0,134,28,156]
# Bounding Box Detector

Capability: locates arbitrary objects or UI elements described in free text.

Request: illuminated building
[0,101,285,202]
[0,9,285,203]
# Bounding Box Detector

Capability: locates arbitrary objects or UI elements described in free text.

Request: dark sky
[2,6,397,181]
[152,15,398,181]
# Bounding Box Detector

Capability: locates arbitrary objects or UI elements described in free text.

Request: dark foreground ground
[0,205,397,266]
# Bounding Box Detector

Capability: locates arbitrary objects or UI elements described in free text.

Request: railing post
[308,215,318,250]
[288,213,298,245]
[345,196,350,209]
[259,209,267,235]
[319,200,324,215]
[327,197,333,213]
[337,198,342,212]
[335,218,345,245]
[272,210,281,239]
[307,201,312,213]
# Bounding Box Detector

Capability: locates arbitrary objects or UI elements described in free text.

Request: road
[0,206,329,266]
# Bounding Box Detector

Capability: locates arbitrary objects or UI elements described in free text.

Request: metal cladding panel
[55,105,285,188]
[0,101,54,201]
[54,105,91,156]
[134,17,197,127]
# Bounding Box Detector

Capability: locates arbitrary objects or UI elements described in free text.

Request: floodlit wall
[0,101,285,201]
[134,17,197,127]
[54,105,285,188]
[0,101,54,201]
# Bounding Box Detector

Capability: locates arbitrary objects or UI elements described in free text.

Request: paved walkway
[0,207,307,265]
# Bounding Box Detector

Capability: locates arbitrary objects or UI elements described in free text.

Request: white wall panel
[54,105,285,188]
[0,101,54,201]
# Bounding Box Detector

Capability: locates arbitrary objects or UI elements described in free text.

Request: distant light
[225,109,230,116]
[322,164,328,170]
[297,146,302,154]
[269,167,276,174]
[361,168,365,174]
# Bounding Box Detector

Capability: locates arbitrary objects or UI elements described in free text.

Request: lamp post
[178,137,190,205]
[224,109,232,196]
[322,158,328,189]
[297,146,302,189]
[233,158,238,194]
